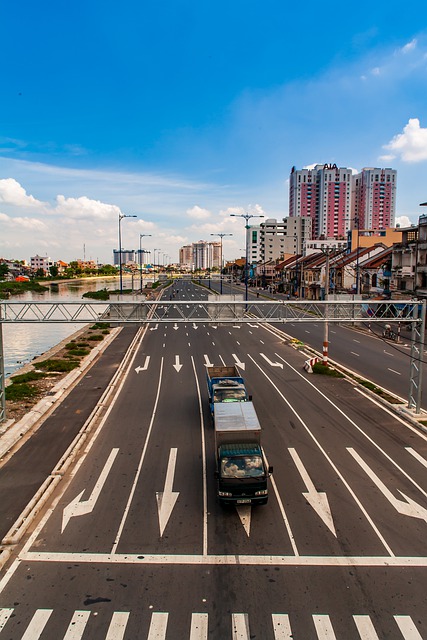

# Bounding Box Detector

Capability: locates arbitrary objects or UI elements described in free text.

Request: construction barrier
[304,357,320,373]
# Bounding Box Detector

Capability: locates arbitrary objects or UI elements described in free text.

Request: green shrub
[87,334,104,341]
[10,371,49,384]
[6,383,39,401]
[90,322,110,330]
[101,330,110,335]
[312,363,344,377]
[37,359,80,372]
[66,348,90,357]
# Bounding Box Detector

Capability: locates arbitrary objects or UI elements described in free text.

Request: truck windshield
[214,389,247,403]
[221,456,264,478]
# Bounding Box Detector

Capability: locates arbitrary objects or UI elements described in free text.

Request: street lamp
[211,233,233,294]
[118,213,137,294]
[153,249,159,270]
[230,212,264,300]
[139,233,152,292]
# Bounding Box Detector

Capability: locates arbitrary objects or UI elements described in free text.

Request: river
[2,276,151,378]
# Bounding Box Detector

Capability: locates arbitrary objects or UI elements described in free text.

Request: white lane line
[21,609,53,640]
[384,350,394,356]
[63,610,91,639]
[190,613,208,640]
[353,339,361,343]
[191,356,208,556]
[232,613,250,639]
[276,353,427,498]
[394,615,423,639]
[147,612,168,639]
[387,368,401,375]
[0,609,13,632]
[350,351,360,357]
[255,354,394,555]
[272,613,292,638]
[105,612,130,640]
[353,615,380,639]
[111,357,165,554]
[312,614,337,638]
[406,448,427,468]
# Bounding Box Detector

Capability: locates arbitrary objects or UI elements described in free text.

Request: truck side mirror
[248,394,253,401]
[268,466,273,475]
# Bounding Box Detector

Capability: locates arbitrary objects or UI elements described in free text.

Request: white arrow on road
[135,355,150,374]
[248,323,259,328]
[62,448,119,533]
[289,448,336,536]
[192,323,198,330]
[204,355,214,367]
[156,448,180,536]
[173,323,179,330]
[173,355,183,372]
[236,505,251,536]
[232,354,245,371]
[150,324,158,331]
[260,353,283,368]
[348,448,427,523]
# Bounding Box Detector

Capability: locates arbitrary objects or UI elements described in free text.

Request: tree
[49,265,59,278]
[0,263,9,281]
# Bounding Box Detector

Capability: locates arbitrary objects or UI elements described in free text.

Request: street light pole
[211,233,232,294]
[118,213,137,294]
[320,245,337,366]
[230,212,264,301]
[139,233,152,292]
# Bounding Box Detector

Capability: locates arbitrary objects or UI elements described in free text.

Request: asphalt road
[0,281,426,639]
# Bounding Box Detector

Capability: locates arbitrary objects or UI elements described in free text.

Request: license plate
[237,499,251,504]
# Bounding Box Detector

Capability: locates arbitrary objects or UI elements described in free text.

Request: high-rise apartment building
[352,167,396,230]
[179,241,222,270]
[289,164,352,239]
[248,217,312,263]
[289,164,396,240]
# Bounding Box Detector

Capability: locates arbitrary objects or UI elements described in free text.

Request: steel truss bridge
[1,299,426,422]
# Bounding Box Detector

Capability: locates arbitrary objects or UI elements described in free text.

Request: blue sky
[1,0,427,264]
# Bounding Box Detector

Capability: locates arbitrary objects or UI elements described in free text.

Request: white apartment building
[30,254,54,274]
[247,217,312,264]
[179,241,221,270]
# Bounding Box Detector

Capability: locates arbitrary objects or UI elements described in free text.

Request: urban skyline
[1,2,427,263]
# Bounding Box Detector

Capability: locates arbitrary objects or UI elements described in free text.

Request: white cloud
[0,211,47,230]
[186,205,211,220]
[383,118,427,162]
[401,39,417,54]
[54,195,122,220]
[395,215,412,228]
[378,154,396,162]
[0,178,45,208]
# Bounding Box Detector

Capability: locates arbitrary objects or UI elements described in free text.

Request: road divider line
[406,448,427,467]
[191,356,208,556]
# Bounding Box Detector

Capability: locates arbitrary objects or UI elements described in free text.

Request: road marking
[394,615,423,639]
[353,615,379,639]
[406,448,427,468]
[236,505,251,536]
[313,614,337,638]
[350,351,360,357]
[248,323,258,327]
[62,448,119,533]
[173,355,183,372]
[348,448,427,523]
[16,550,427,566]
[387,368,401,375]
[135,355,150,373]
[190,613,208,640]
[156,448,180,537]
[288,448,336,536]
[148,612,168,639]
[271,613,292,638]
[0,609,13,632]
[191,356,208,556]
[63,610,91,639]
[203,354,214,367]
[150,324,158,331]
[193,323,198,330]
[173,323,179,330]
[260,353,283,368]
[105,612,130,640]
[384,350,394,356]
[253,354,394,555]
[21,609,53,640]
[232,354,245,370]
[111,358,165,554]
[353,339,360,343]
[232,613,250,639]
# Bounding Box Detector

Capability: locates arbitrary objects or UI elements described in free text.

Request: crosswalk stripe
[190,613,208,639]
[147,612,168,639]
[105,612,130,640]
[21,609,53,640]
[232,613,250,639]
[63,610,91,639]
[0,609,13,632]
[312,614,337,639]
[272,613,292,638]
[394,615,423,639]
[353,615,380,639]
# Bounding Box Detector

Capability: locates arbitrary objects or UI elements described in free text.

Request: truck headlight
[255,489,268,496]
[218,491,232,497]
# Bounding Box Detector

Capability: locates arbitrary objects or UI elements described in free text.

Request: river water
[2,276,149,378]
